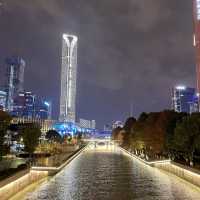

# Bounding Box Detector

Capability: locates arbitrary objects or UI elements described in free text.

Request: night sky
[0,0,195,128]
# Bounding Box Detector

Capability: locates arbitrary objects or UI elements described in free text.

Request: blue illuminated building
[172,86,198,113]
[53,122,96,137]
[34,96,51,119]
[5,57,25,111]
[53,122,112,138]
[0,90,7,111]
[11,91,51,120]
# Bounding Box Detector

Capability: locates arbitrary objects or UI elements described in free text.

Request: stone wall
[153,162,200,188]
[0,170,48,200]
[0,145,87,200]
[120,146,200,188]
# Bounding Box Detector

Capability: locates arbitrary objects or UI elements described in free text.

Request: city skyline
[0,0,195,128]
[1,2,200,200]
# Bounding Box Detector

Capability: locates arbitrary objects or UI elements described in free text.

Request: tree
[22,123,42,155]
[131,111,178,155]
[122,117,136,148]
[46,130,62,143]
[123,117,136,133]
[0,111,12,160]
[112,127,124,145]
[164,111,187,154]
[112,127,123,140]
[174,114,200,166]
[138,112,148,122]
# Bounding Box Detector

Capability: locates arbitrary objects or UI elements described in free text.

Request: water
[21,148,200,200]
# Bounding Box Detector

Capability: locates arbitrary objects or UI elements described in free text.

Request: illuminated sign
[196,0,200,20]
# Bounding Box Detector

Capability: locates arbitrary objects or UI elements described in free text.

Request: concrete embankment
[153,161,200,188]
[0,146,87,200]
[0,169,48,200]
[120,147,200,188]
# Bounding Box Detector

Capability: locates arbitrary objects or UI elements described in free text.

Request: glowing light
[63,34,78,43]
[176,86,186,90]
[196,0,200,20]
[193,34,196,47]
[44,101,50,106]
[53,122,96,137]
[120,147,171,165]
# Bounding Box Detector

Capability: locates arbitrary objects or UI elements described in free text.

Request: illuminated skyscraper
[171,86,198,113]
[59,34,78,123]
[5,57,25,111]
[193,0,200,96]
[0,90,6,111]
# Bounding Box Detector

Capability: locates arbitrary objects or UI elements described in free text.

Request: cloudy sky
[0,0,195,128]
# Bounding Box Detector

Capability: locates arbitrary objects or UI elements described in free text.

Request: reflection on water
[22,148,200,200]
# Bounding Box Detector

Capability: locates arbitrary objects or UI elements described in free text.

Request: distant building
[34,96,52,120]
[193,1,200,110]
[0,90,7,110]
[112,121,123,129]
[11,117,55,135]
[59,34,78,123]
[91,120,96,129]
[104,124,112,132]
[11,91,51,120]
[172,86,198,113]
[5,57,25,111]
[79,118,96,129]
[12,92,34,118]
[193,1,200,93]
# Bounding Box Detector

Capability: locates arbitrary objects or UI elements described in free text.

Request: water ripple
[22,149,200,200]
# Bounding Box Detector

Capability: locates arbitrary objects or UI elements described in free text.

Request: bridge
[83,138,117,149]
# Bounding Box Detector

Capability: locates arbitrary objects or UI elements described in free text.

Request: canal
[17,148,200,200]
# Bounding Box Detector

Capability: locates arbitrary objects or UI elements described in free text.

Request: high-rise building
[5,57,25,111]
[172,86,198,113]
[34,96,52,120]
[0,90,7,111]
[193,1,200,104]
[91,120,96,129]
[11,91,51,120]
[79,119,96,129]
[59,34,78,123]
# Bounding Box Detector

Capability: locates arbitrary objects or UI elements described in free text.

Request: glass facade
[5,57,25,111]
[0,90,7,110]
[193,0,200,107]
[79,119,96,129]
[11,92,51,120]
[196,0,200,20]
[172,87,198,113]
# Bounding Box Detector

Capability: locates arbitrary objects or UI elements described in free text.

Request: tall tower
[59,34,78,123]
[193,0,200,95]
[5,57,25,111]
